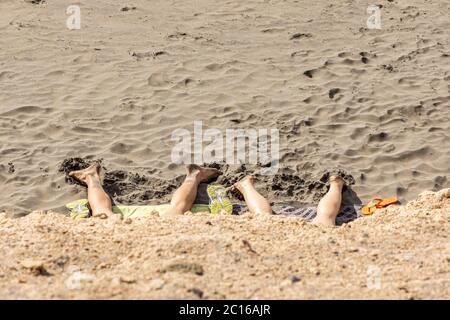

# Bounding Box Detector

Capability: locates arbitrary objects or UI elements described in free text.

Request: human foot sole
[68,163,101,185]
[186,164,221,183]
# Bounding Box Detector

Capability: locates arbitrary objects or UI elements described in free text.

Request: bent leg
[313,176,344,226]
[69,164,113,218]
[234,176,272,215]
[165,165,221,216]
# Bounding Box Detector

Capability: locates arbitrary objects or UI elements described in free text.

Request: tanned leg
[234,176,272,215]
[312,175,345,227]
[165,165,221,216]
[69,164,113,218]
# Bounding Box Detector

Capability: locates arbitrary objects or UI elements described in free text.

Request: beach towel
[207,184,233,215]
[273,204,362,225]
[63,199,210,219]
[230,203,361,225]
[63,199,362,224]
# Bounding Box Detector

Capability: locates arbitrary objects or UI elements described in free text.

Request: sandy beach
[0,0,449,214]
[0,0,449,299]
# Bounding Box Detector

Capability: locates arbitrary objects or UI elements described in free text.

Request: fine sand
[0,0,449,300]
[0,189,449,299]
[0,0,449,215]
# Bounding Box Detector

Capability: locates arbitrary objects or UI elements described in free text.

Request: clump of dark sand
[59,158,358,207]
[58,157,103,183]
[25,0,45,4]
[59,158,183,205]
[205,163,356,205]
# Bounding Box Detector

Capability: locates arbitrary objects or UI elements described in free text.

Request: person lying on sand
[235,174,345,227]
[69,164,345,226]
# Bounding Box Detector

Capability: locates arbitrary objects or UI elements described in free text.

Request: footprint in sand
[147,73,171,87]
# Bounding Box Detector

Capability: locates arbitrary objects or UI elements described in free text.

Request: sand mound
[56,157,358,208]
[0,188,448,299]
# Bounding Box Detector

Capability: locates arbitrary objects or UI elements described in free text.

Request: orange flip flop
[361,196,398,215]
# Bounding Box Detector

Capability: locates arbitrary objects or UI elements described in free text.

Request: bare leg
[69,164,113,218]
[234,176,272,215]
[312,176,345,227]
[165,165,221,216]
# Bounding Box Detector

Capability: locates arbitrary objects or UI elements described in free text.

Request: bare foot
[312,175,345,227]
[233,175,254,193]
[186,164,221,183]
[229,176,254,201]
[69,163,101,185]
[329,175,345,188]
[233,176,272,215]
